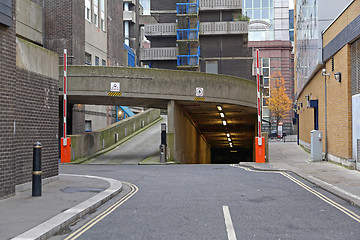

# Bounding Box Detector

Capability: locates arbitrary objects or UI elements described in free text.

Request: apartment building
[140,0,254,80]
[243,0,294,134]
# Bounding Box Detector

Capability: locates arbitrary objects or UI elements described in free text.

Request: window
[85,52,92,65]
[85,0,91,22]
[100,0,105,31]
[102,59,106,66]
[95,56,99,66]
[94,0,99,27]
[205,61,218,74]
[85,120,92,132]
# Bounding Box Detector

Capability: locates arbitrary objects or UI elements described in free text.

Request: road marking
[65,182,138,240]
[230,164,360,223]
[280,172,360,223]
[223,206,237,240]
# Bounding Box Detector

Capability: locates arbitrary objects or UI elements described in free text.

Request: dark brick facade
[15,69,59,184]
[0,0,59,199]
[107,0,124,66]
[0,0,16,199]
[44,0,85,65]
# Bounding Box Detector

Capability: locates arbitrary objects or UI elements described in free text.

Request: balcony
[123,11,136,23]
[199,0,242,11]
[140,47,178,61]
[177,0,199,16]
[144,21,248,37]
[177,22,199,41]
[144,23,176,37]
[200,21,248,35]
[177,46,200,68]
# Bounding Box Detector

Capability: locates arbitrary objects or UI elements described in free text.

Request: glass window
[262,9,269,19]
[206,61,218,74]
[85,120,92,132]
[262,0,269,8]
[102,59,106,66]
[262,58,269,67]
[245,0,252,8]
[263,68,269,77]
[95,56,99,66]
[100,0,105,11]
[264,88,269,97]
[270,0,273,8]
[263,98,269,107]
[85,52,91,65]
[254,9,260,19]
[246,10,252,19]
[254,0,260,8]
[263,77,269,87]
[85,0,91,22]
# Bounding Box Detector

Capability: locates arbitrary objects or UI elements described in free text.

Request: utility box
[311,130,322,161]
[61,137,71,163]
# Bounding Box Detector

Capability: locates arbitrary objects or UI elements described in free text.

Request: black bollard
[32,142,42,197]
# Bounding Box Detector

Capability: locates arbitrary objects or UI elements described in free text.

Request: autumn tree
[266,70,292,130]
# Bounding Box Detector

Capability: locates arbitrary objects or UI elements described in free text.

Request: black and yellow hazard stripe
[194,97,205,101]
[108,92,122,97]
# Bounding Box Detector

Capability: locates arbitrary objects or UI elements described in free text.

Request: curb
[12,174,123,240]
[238,163,360,208]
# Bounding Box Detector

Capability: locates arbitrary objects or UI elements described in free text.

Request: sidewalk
[0,174,122,240]
[240,141,360,207]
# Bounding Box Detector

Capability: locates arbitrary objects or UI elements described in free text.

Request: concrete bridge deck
[59,66,257,163]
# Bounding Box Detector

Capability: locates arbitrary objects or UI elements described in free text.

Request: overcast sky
[289,0,294,9]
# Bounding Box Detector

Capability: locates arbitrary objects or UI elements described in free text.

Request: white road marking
[223,206,237,240]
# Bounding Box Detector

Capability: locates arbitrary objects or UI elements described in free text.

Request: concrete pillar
[167,100,175,161]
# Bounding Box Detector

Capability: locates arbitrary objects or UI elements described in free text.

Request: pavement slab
[0,174,122,240]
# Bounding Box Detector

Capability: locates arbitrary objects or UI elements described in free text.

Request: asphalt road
[86,117,166,164]
[54,164,360,240]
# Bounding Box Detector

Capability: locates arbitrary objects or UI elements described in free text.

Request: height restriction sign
[111,82,120,92]
[196,87,204,97]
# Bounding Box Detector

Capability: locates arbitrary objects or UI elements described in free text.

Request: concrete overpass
[59,66,257,164]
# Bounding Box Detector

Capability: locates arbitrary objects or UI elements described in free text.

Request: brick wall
[107,0,124,66]
[0,0,16,199]
[15,69,59,184]
[298,46,352,160]
[44,0,85,65]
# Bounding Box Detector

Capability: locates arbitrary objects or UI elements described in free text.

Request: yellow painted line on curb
[231,164,360,224]
[64,182,139,240]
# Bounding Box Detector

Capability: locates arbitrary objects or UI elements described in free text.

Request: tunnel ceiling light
[226,133,230,138]
[229,142,233,147]
[228,138,232,142]
[222,120,227,126]
[220,112,225,118]
[217,105,223,111]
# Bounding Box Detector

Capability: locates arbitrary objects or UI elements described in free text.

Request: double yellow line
[280,172,360,223]
[65,182,139,240]
[231,164,360,223]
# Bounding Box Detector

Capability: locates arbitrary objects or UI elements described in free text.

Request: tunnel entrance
[211,147,253,164]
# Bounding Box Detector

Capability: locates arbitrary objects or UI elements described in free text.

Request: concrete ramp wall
[168,101,211,164]
[70,109,161,161]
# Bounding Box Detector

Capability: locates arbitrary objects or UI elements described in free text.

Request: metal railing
[177,0,199,15]
[177,46,200,66]
[199,0,242,10]
[177,22,199,40]
[200,21,248,35]
[144,23,176,36]
[144,21,247,37]
[140,47,178,60]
